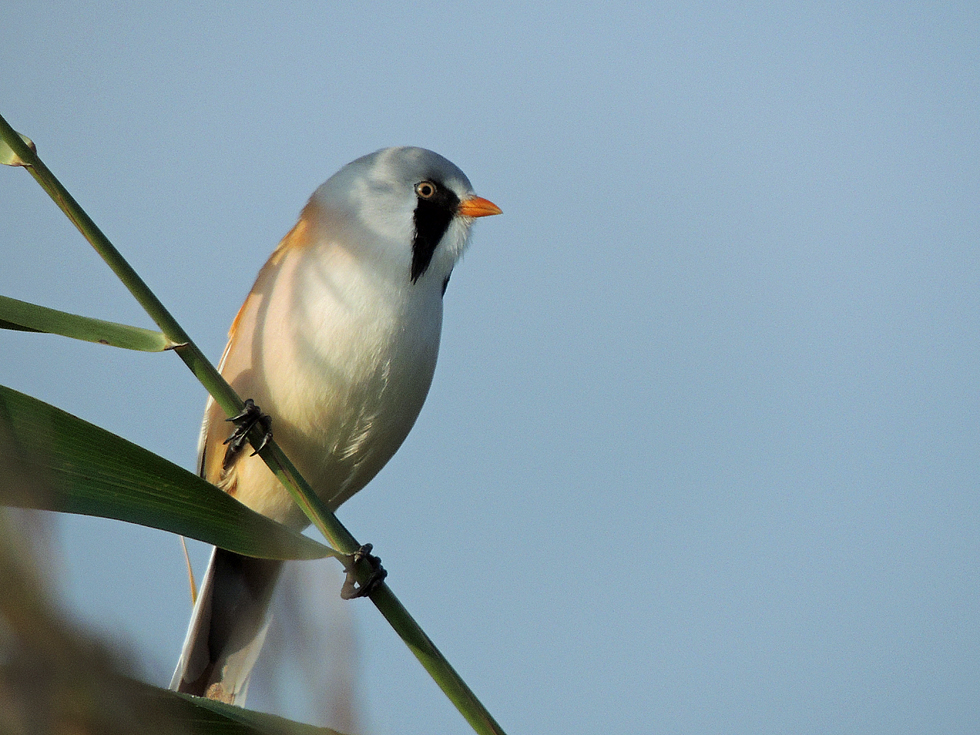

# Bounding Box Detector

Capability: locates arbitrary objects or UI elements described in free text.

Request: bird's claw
[224,399,273,457]
[341,544,388,599]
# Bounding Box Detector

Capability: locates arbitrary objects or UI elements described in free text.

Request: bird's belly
[249,301,441,523]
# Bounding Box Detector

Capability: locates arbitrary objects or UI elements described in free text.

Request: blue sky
[2,3,978,734]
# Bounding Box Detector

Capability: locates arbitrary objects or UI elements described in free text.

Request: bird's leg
[341,544,388,599]
[224,399,273,457]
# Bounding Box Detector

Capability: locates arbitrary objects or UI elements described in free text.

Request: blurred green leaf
[0,384,334,561]
[0,294,175,350]
[159,688,348,735]
[0,511,345,735]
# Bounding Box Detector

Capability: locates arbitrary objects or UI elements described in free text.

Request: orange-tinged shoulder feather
[199,202,322,486]
[227,202,319,342]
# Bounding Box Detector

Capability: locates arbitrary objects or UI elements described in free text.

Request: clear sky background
[2,3,978,734]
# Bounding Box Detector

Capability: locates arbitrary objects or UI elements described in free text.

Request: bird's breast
[251,238,444,508]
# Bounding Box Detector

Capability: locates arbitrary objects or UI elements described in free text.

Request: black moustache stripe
[411,184,459,283]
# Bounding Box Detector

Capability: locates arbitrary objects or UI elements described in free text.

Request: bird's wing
[173,210,318,703]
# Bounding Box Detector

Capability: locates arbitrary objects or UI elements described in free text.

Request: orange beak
[457,195,502,218]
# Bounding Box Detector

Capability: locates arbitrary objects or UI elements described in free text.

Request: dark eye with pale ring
[415,181,437,199]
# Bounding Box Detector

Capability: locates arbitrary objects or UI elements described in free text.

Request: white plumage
[171,147,500,702]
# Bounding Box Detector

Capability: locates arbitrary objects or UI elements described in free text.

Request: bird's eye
[415,181,437,199]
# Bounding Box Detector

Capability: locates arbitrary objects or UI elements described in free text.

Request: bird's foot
[341,544,388,599]
[224,399,273,457]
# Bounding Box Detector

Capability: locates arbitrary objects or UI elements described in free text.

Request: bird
[169,147,501,704]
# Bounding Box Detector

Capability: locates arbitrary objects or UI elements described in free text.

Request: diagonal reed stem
[0,112,507,735]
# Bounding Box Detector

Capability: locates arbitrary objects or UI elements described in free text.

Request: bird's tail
[170,546,283,704]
